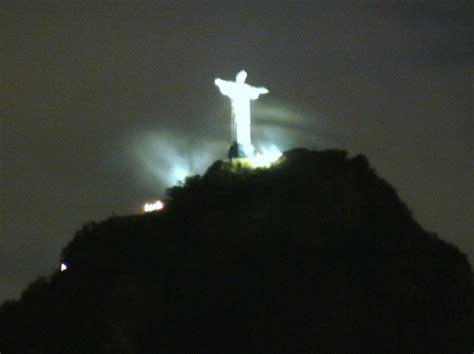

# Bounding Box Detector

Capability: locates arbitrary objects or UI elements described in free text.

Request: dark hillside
[1,149,472,353]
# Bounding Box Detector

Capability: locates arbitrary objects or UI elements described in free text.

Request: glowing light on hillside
[60,263,68,272]
[143,200,164,213]
[251,146,283,168]
[170,165,190,185]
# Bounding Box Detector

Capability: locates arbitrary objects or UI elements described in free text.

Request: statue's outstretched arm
[215,78,231,95]
[249,86,269,99]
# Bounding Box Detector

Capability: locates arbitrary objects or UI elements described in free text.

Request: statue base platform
[228,142,255,159]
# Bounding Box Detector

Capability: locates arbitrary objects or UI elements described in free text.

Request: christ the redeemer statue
[215,70,269,159]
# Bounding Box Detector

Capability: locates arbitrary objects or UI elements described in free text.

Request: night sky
[1,1,472,302]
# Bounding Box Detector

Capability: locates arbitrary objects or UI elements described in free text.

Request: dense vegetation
[1,149,472,353]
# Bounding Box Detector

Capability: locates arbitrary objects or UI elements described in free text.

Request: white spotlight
[143,200,164,213]
[251,146,283,168]
[60,263,68,272]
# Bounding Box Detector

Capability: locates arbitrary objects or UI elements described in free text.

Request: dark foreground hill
[1,149,473,353]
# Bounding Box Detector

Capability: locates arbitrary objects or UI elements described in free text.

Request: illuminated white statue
[215,70,268,158]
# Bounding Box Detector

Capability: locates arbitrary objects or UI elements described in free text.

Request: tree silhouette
[1,149,472,353]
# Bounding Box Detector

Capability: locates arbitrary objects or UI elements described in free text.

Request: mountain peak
[1,148,472,353]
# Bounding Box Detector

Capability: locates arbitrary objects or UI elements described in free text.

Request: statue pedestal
[228,142,255,159]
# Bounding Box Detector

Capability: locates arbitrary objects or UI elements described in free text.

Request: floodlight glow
[143,200,164,212]
[60,263,68,272]
[251,146,283,168]
[215,70,268,150]
[132,129,213,190]
[170,165,190,185]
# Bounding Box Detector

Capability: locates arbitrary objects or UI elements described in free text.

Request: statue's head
[236,70,247,83]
